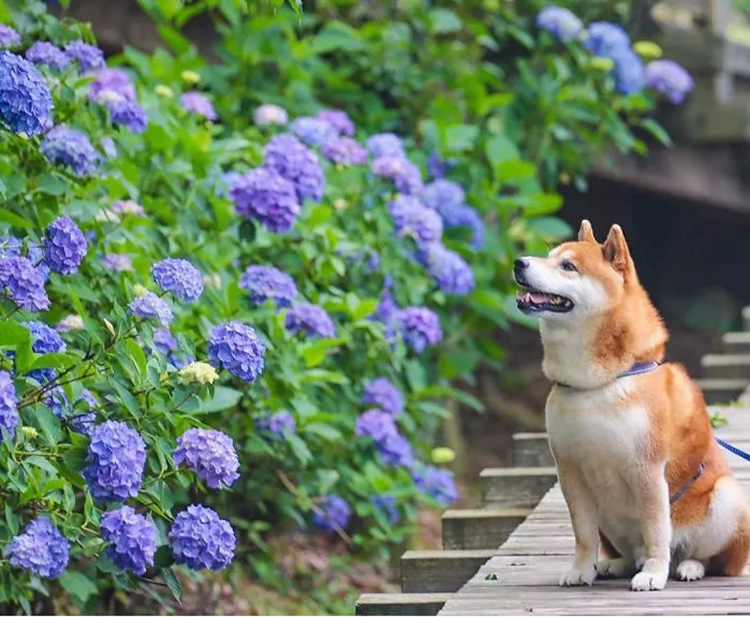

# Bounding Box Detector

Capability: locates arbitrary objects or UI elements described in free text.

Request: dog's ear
[602,224,633,275]
[577,219,597,243]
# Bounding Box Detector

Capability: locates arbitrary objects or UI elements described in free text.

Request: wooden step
[701,354,750,379]
[480,467,557,509]
[441,508,530,550]
[723,332,750,354]
[744,306,750,332]
[512,432,553,467]
[697,378,749,403]
[401,549,493,593]
[355,593,451,616]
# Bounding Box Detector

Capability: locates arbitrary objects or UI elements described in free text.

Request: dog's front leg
[557,459,599,586]
[631,464,671,591]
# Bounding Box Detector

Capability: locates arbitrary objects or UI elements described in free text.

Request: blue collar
[556,360,661,389]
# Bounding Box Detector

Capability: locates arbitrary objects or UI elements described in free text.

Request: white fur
[676,559,705,581]
[540,320,611,388]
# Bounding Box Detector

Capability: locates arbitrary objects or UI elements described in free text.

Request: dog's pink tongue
[530,293,549,304]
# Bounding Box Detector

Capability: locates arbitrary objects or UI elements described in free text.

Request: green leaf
[59,571,98,603]
[308,22,366,54]
[303,423,342,441]
[429,8,462,34]
[496,160,537,183]
[640,118,672,146]
[37,174,69,196]
[199,386,243,414]
[527,217,573,241]
[438,350,478,379]
[123,338,148,378]
[160,567,182,602]
[444,124,479,152]
[485,134,520,173]
[287,434,313,465]
[0,208,32,229]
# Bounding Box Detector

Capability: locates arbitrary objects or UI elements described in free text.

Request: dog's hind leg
[596,531,636,579]
[708,508,750,577]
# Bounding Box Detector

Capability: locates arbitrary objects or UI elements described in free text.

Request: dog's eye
[560,260,578,273]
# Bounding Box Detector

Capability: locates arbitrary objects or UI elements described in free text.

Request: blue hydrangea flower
[108,99,147,132]
[362,378,404,416]
[389,195,443,245]
[441,205,484,249]
[311,495,351,532]
[366,249,380,271]
[255,411,296,440]
[151,258,203,302]
[41,126,100,177]
[208,321,266,382]
[377,432,415,468]
[239,265,297,307]
[367,133,405,159]
[355,409,397,443]
[43,216,87,275]
[0,236,22,257]
[536,6,583,41]
[0,256,50,311]
[426,151,456,180]
[421,179,466,213]
[374,285,398,325]
[64,40,105,71]
[24,320,66,355]
[584,22,630,57]
[100,136,117,159]
[397,307,442,352]
[413,465,458,506]
[179,91,217,121]
[43,385,67,418]
[153,328,178,355]
[254,104,288,126]
[169,505,235,570]
[174,428,240,489]
[101,253,133,272]
[322,136,367,165]
[419,243,475,296]
[372,156,423,195]
[0,51,53,135]
[128,292,174,326]
[372,496,399,524]
[89,68,136,103]
[263,134,326,203]
[285,303,336,338]
[215,170,242,198]
[8,517,70,578]
[68,389,97,435]
[290,116,338,148]
[229,167,301,233]
[316,109,355,136]
[100,506,157,575]
[25,42,70,71]
[610,46,645,95]
[645,59,695,104]
[0,24,20,49]
[83,420,146,502]
[0,370,18,437]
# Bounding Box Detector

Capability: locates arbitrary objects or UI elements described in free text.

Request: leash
[716,437,750,463]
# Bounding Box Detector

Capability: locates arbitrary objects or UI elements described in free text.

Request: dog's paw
[559,566,597,587]
[631,570,668,591]
[596,557,633,579]
[676,559,705,582]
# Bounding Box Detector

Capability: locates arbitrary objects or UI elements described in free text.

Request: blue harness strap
[716,437,750,463]
[555,360,661,389]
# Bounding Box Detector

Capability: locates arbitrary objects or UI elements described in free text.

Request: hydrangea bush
[0,0,691,611]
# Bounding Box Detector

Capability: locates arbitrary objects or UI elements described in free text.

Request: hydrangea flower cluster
[645,59,695,104]
[322,136,368,165]
[169,505,236,570]
[152,258,204,302]
[43,216,87,275]
[0,24,20,49]
[316,109,355,136]
[255,411,296,439]
[174,428,240,489]
[111,199,146,216]
[419,243,475,296]
[413,465,458,506]
[372,156,423,195]
[25,42,70,71]
[362,378,404,417]
[57,314,84,332]
[0,370,18,436]
[89,68,136,103]
[367,133,404,158]
[8,517,70,579]
[0,256,49,311]
[208,321,266,382]
[108,99,148,132]
[0,51,53,135]
[285,303,336,338]
[40,126,100,177]
[311,495,351,532]
[536,6,583,41]
[100,506,157,574]
[229,167,301,233]
[179,92,218,121]
[64,40,105,71]
[389,195,443,245]
[101,253,133,272]
[421,179,485,248]
[372,496,399,524]
[290,116,338,148]
[24,320,66,354]
[378,432,415,467]
[239,265,298,307]
[82,420,146,502]
[128,292,173,325]
[263,134,325,203]
[355,409,414,468]
[397,306,443,353]
[254,103,288,126]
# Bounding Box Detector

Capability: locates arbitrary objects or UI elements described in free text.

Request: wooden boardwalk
[439,405,750,615]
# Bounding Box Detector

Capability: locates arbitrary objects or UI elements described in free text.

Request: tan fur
[517,220,750,591]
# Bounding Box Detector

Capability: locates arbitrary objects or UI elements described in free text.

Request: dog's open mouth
[516,287,574,313]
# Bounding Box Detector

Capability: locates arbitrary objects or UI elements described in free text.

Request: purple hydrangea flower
[0,24,20,49]
[216,170,242,198]
[263,134,325,203]
[255,411,296,439]
[290,116,338,148]
[43,216,87,275]
[8,517,70,578]
[151,258,203,302]
[0,236,22,257]
[584,22,630,57]
[100,136,117,159]
[43,385,67,418]
[24,320,66,354]
[254,103,288,126]
[108,99,148,132]
[377,432,415,468]
[374,285,398,325]
[285,303,336,338]
[179,91,217,121]
[413,465,458,506]
[441,205,484,249]
[316,109,355,136]
[0,370,18,437]
[153,328,178,355]
[110,199,145,216]
[372,156,423,195]
[57,314,84,332]
[610,46,645,95]
[536,6,583,41]
[372,496,399,524]
[0,256,50,311]
[100,506,157,574]
[419,243,475,295]
[355,409,397,443]
[322,136,367,165]
[426,151,456,180]
[366,250,380,271]
[25,42,70,71]
[101,253,133,272]
[421,179,465,213]
[367,133,404,159]
[311,495,351,532]
[64,40,105,72]
[89,68,136,103]
[83,420,146,502]
[397,307,442,352]
[169,505,236,570]
[41,125,100,176]
[362,378,404,416]
[128,292,174,326]
[389,195,443,245]
[208,321,266,382]
[645,59,695,104]
[174,428,240,489]
[239,265,297,307]
[230,167,301,234]
[0,51,53,135]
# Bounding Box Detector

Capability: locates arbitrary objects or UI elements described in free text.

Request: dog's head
[514,220,637,322]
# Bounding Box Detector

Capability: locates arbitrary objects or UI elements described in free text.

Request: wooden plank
[744,306,750,332]
[401,550,495,593]
[441,508,530,550]
[696,378,748,403]
[480,467,557,509]
[356,593,450,616]
[512,433,554,468]
[701,354,750,379]
[723,331,750,353]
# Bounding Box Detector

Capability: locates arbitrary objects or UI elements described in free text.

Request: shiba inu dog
[513,220,750,591]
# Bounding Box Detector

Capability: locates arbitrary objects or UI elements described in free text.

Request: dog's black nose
[514,258,529,275]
